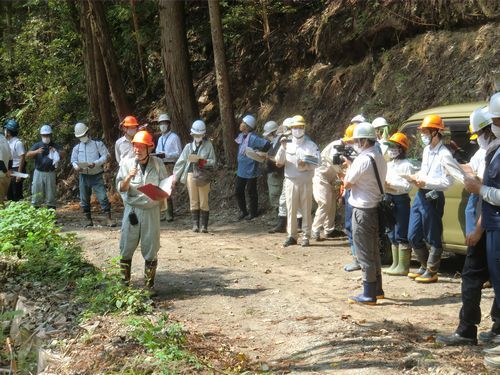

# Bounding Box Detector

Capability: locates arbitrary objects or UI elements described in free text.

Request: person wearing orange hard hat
[406,114,454,283]
[115,115,140,165]
[116,130,168,293]
[382,132,415,277]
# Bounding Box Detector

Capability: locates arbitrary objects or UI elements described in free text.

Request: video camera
[332,143,356,165]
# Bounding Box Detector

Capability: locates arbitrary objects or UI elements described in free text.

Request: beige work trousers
[311,176,337,233]
[285,177,313,240]
[187,172,210,211]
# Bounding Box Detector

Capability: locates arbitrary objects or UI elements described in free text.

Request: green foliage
[127,314,201,371]
[0,201,88,284]
[76,258,152,316]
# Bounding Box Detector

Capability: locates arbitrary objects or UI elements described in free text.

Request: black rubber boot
[283,237,297,247]
[166,198,174,222]
[269,216,287,233]
[144,260,158,289]
[191,210,200,232]
[84,212,93,228]
[436,333,477,346]
[200,210,209,233]
[120,259,132,286]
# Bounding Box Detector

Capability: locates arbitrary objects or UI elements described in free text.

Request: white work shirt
[417,141,454,191]
[155,131,182,163]
[0,135,12,177]
[345,146,387,209]
[275,136,320,183]
[115,136,134,165]
[314,140,341,182]
[385,158,415,195]
[8,137,25,168]
[71,139,110,175]
[468,147,486,179]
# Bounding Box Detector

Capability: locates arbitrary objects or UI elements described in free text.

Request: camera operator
[406,115,454,283]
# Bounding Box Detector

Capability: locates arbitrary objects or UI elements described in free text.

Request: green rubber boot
[383,244,399,274]
[387,244,411,276]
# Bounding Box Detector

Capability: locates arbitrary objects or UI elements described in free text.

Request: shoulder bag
[367,155,396,231]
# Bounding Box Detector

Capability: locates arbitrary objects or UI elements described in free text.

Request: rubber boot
[200,210,209,233]
[416,247,441,283]
[269,216,287,233]
[297,217,303,233]
[383,244,399,274]
[120,259,132,286]
[191,210,200,232]
[348,281,377,305]
[376,274,384,299]
[387,244,411,276]
[408,246,428,279]
[84,212,93,228]
[344,257,361,272]
[166,198,174,222]
[144,260,158,290]
[106,211,116,227]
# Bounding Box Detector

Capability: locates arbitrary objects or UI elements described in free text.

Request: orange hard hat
[342,124,356,142]
[385,132,409,151]
[132,130,154,147]
[418,114,444,130]
[122,115,139,128]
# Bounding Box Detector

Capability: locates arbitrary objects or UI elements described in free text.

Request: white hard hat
[74,122,88,138]
[40,124,52,135]
[352,122,376,139]
[158,113,171,123]
[242,114,257,129]
[470,107,492,134]
[263,121,279,137]
[372,117,389,128]
[351,114,366,124]
[190,120,206,135]
[489,92,500,118]
[282,117,293,128]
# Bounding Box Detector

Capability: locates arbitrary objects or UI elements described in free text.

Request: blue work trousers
[387,193,410,245]
[79,173,111,213]
[465,193,479,236]
[408,189,445,250]
[344,189,356,256]
[487,230,500,309]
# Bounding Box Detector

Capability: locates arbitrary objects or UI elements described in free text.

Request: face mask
[492,125,500,139]
[193,135,203,143]
[159,124,169,133]
[477,133,489,150]
[388,148,400,159]
[126,128,137,136]
[79,136,89,143]
[353,143,362,154]
[421,134,431,146]
[42,136,50,144]
[292,128,305,139]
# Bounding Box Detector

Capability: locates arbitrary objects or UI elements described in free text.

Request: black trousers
[456,234,500,338]
[7,166,23,201]
[235,176,258,216]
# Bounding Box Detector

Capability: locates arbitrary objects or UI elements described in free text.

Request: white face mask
[292,128,305,139]
[353,143,363,154]
[126,128,137,136]
[193,135,203,143]
[159,124,169,133]
[388,148,400,159]
[421,134,431,146]
[42,136,51,144]
[492,125,500,139]
[79,136,89,143]
[477,133,489,150]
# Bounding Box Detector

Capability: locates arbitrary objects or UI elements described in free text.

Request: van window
[400,120,477,165]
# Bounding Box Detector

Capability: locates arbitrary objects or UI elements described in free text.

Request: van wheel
[379,232,392,265]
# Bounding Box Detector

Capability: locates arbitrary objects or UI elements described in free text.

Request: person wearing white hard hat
[26,124,64,209]
[343,122,387,305]
[0,124,12,204]
[4,119,25,202]
[70,122,115,227]
[262,120,283,212]
[155,113,182,222]
[372,117,390,156]
[235,114,271,220]
[351,114,366,124]
[174,120,216,233]
[437,107,500,347]
[275,115,320,247]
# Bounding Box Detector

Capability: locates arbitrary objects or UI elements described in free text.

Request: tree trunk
[87,0,131,120]
[129,0,148,88]
[158,0,198,142]
[207,0,237,168]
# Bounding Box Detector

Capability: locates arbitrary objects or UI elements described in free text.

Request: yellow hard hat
[342,124,356,142]
[290,115,306,128]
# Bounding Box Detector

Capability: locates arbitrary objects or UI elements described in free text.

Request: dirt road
[62,207,493,374]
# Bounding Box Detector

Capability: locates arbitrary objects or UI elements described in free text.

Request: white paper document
[159,175,175,196]
[10,171,29,179]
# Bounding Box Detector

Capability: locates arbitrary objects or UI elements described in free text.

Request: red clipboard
[137,183,169,201]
